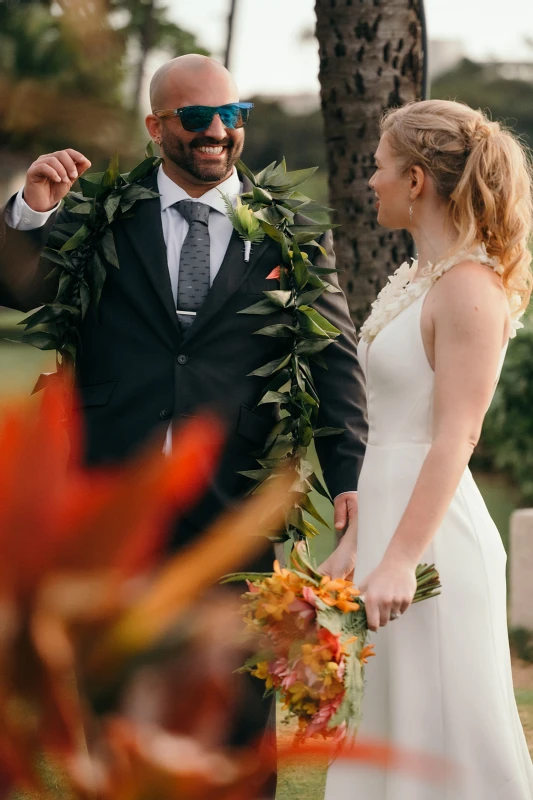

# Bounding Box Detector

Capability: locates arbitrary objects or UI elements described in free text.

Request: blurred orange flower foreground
[0,380,455,799]
[0,379,295,799]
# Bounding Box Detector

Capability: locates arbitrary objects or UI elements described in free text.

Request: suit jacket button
[177,354,188,365]
[159,408,171,420]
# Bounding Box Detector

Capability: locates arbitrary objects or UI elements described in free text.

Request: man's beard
[161,133,244,182]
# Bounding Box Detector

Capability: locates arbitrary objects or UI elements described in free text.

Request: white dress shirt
[157,165,241,300]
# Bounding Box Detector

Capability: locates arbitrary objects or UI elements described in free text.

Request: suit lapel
[120,170,181,338]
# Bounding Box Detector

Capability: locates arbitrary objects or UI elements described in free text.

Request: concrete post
[510,509,533,629]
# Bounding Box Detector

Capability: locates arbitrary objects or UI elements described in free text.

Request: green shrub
[474,313,533,504]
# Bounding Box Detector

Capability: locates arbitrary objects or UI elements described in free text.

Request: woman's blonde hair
[381,99,533,315]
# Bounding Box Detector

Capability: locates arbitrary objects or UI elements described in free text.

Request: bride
[320,99,533,799]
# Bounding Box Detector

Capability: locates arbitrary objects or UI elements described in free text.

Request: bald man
[0,56,367,789]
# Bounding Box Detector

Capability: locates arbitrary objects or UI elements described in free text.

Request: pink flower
[301,586,318,607]
[287,597,316,623]
[305,692,344,737]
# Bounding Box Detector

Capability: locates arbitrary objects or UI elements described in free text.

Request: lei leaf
[21,147,162,369]
[230,158,343,545]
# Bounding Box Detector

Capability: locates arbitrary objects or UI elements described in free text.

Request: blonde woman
[322,100,533,799]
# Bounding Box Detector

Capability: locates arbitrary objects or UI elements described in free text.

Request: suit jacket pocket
[75,380,117,408]
[237,404,274,446]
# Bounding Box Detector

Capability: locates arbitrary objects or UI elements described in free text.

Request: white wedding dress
[325,251,533,799]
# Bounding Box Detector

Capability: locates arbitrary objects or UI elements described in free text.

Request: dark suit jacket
[0,170,367,536]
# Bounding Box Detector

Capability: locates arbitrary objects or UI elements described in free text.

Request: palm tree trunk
[224,0,238,70]
[315,0,425,328]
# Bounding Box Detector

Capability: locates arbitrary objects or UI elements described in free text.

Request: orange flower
[359,644,376,664]
[0,380,224,795]
[316,576,361,613]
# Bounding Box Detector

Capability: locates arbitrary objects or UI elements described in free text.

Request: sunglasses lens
[180,106,215,132]
[178,104,252,132]
[217,104,246,129]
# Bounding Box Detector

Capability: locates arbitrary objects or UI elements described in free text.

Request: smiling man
[0,54,367,797]
[147,56,247,188]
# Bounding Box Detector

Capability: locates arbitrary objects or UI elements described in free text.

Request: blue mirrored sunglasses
[153,102,254,132]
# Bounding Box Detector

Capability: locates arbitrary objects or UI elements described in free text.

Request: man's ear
[409,165,425,202]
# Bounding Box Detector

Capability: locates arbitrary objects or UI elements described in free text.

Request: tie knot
[175,199,210,226]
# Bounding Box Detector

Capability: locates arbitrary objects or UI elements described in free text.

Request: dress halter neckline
[359,244,523,344]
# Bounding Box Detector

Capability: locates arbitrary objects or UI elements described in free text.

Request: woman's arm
[361,261,510,631]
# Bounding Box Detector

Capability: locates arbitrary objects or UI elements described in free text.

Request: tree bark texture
[315,0,425,328]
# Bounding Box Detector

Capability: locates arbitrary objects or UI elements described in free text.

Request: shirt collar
[157,165,242,216]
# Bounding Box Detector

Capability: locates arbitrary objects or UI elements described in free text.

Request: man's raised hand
[23,149,92,212]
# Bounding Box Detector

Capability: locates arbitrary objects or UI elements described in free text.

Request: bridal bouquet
[223,544,441,743]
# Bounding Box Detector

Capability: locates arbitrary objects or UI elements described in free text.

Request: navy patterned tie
[175,200,211,331]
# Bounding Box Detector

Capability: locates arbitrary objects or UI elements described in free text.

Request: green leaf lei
[21,150,342,545]
[21,142,162,377]
[228,158,343,544]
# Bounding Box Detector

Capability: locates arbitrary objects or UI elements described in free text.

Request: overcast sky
[162,0,533,97]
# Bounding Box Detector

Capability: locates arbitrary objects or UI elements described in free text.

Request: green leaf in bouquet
[248,354,291,378]
[301,493,329,528]
[219,572,273,585]
[307,471,332,501]
[289,540,323,580]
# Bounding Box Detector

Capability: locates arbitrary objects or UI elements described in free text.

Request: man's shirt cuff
[6,189,60,230]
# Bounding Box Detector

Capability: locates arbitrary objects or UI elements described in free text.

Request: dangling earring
[409,204,413,222]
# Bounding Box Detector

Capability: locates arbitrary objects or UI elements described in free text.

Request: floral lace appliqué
[360,245,524,344]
